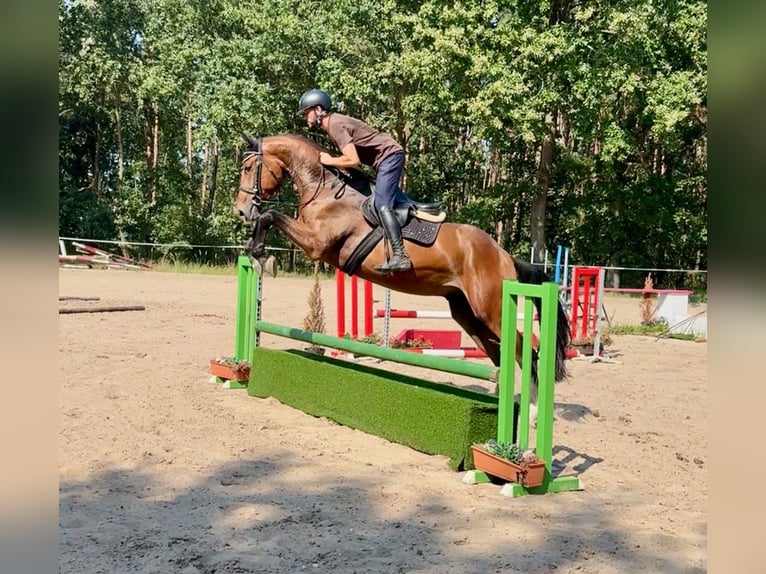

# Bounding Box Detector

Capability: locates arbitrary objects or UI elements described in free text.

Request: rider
[298,88,412,273]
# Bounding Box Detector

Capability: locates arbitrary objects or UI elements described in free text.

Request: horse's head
[236,134,285,224]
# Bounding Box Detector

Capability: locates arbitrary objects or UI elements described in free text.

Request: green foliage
[482,438,539,465]
[150,261,237,275]
[59,0,707,285]
[483,439,523,463]
[604,323,668,336]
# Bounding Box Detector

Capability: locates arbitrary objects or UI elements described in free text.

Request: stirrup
[374,256,412,272]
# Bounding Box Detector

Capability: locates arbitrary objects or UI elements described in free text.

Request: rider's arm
[319,143,360,169]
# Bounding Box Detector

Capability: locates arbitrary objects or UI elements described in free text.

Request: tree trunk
[608,267,621,289]
[144,101,159,207]
[118,228,130,259]
[186,116,193,177]
[144,100,159,207]
[114,108,124,182]
[113,106,126,242]
[151,102,159,205]
[201,142,208,209]
[531,111,556,263]
[206,139,219,217]
[393,87,410,191]
[512,198,522,246]
[92,122,101,197]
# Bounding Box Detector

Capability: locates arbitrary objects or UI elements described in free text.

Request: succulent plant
[483,439,538,465]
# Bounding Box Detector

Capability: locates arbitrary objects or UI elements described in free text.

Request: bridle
[238,136,348,219]
[239,138,281,215]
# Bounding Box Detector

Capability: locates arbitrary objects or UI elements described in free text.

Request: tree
[58,0,706,287]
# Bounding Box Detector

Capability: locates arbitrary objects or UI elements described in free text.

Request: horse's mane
[266,133,374,195]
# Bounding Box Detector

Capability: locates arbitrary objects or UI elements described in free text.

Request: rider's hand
[319,152,333,165]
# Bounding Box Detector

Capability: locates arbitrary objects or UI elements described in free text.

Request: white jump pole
[591,267,605,359]
[561,247,571,307]
[382,288,391,348]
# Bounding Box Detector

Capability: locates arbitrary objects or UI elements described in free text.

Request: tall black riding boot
[374,206,413,272]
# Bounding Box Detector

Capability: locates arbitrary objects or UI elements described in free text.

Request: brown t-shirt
[326,113,403,170]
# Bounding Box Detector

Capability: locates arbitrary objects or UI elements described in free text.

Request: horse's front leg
[246,209,326,262]
[243,212,280,276]
[245,212,272,259]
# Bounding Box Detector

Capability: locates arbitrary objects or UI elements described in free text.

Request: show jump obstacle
[334,271,582,360]
[222,255,582,497]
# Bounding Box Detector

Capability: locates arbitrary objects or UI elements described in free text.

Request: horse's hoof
[248,255,263,275]
[263,255,277,277]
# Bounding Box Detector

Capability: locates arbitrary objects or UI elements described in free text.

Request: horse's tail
[512,257,570,382]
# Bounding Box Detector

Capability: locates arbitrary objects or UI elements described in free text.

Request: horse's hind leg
[512,330,542,428]
[447,290,542,427]
[456,283,542,428]
[445,291,501,366]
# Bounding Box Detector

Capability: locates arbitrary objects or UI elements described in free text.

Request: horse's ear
[241,132,253,147]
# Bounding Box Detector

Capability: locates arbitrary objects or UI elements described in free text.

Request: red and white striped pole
[336,270,373,338]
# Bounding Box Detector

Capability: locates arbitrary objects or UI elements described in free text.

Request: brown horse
[235,133,570,397]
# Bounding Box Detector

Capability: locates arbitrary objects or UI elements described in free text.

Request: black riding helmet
[299,89,332,113]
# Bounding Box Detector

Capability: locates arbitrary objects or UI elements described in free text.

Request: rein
[298,165,330,213]
[240,138,351,215]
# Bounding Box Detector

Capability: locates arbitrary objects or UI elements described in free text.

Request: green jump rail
[254,321,498,382]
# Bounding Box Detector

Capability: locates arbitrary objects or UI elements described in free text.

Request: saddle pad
[361,197,441,247]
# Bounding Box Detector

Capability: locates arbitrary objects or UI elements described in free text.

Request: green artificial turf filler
[247,347,500,470]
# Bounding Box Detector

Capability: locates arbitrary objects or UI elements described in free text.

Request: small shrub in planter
[471,439,546,487]
[210,357,250,381]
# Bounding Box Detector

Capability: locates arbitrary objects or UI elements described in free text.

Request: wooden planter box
[471,445,546,488]
[209,358,250,382]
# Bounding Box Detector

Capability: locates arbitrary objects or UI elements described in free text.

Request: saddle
[342,196,446,275]
[326,164,444,228]
[361,196,444,235]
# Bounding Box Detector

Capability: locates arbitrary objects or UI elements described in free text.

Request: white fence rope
[59,237,707,275]
[58,236,298,253]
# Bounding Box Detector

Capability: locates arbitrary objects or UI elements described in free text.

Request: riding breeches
[373,152,405,210]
